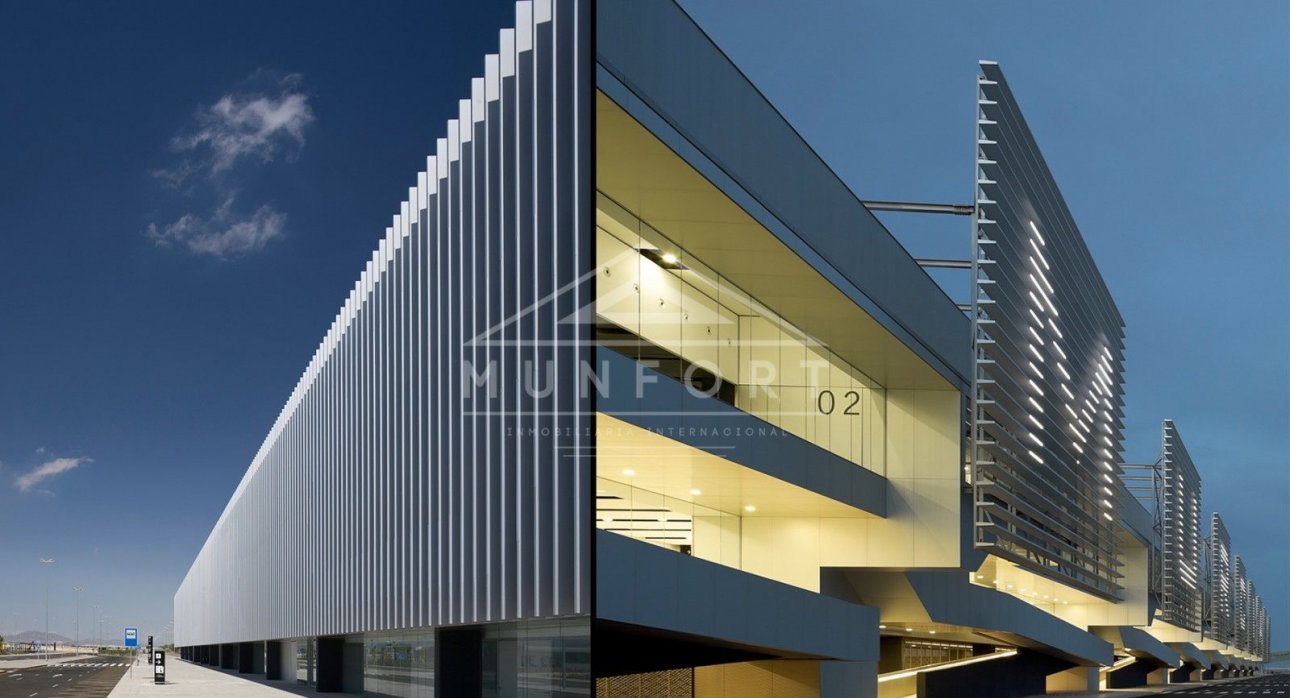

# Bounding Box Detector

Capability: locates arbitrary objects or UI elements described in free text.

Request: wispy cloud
[164,73,313,182]
[15,457,91,493]
[147,199,286,259]
[147,71,311,259]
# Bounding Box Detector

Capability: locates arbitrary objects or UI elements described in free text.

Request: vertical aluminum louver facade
[175,0,591,647]
[1203,513,1270,656]
[1158,420,1202,632]
[1254,597,1269,658]
[970,61,1127,601]
[1208,513,1233,644]
[1233,556,1249,651]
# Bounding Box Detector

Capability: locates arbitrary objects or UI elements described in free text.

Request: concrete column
[819,660,877,698]
[1107,659,1154,688]
[265,641,282,680]
[238,642,254,673]
[877,636,903,674]
[220,643,236,670]
[1046,666,1097,693]
[280,641,297,682]
[315,637,345,693]
[436,626,484,697]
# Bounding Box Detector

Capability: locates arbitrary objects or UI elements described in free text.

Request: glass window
[483,618,590,698]
[364,632,435,698]
[595,194,886,475]
[295,638,313,685]
[595,476,741,568]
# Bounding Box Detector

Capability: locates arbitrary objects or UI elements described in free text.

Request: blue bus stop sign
[124,628,138,648]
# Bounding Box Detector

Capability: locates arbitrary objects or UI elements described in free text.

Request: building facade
[176,2,1270,696]
[176,1,591,693]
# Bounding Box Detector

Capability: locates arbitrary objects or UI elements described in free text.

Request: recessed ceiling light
[661,253,679,265]
[878,625,887,630]
[905,628,913,632]
[929,630,937,634]
[744,505,756,512]
[689,488,702,496]
[622,469,635,477]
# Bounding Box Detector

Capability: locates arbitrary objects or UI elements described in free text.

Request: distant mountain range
[4,630,78,645]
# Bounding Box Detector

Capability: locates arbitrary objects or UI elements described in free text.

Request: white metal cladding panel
[1208,513,1234,645]
[1159,420,1202,632]
[1233,556,1248,651]
[174,0,590,647]
[970,61,1127,601]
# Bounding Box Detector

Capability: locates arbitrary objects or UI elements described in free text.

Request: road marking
[52,674,62,678]
[28,692,37,697]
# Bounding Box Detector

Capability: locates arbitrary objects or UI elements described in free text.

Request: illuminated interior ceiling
[596,91,953,391]
[875,622,1000,648]
[595,413,876,520]
[971,554,1112,611]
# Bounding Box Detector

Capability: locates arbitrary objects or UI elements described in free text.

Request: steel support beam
[862,200,974,215]
[916,258,973,269]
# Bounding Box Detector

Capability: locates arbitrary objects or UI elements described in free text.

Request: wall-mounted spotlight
[641,248,688,270]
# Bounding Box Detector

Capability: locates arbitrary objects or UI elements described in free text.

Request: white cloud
[163,73,313,181]
[148,203,287,259]
[15,457,91,493]
[147,71,309,258]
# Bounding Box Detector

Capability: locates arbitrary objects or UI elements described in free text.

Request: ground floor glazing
[179,616,589,697]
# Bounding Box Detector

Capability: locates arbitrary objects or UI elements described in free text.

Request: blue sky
[0,0,513,642]
[678,0,1289,640]
[1,0,1285,649]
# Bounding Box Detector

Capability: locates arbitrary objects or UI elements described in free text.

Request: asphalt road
[0,657,134,698]
[1167,673,1290,695]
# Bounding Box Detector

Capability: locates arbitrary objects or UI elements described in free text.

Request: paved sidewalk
[107,659,300,698]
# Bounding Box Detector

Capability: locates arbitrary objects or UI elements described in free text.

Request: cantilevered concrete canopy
[1170,642,1211,670]
[597,531,878,671]
[1091,626,1179,668]
[827,568,1114,667]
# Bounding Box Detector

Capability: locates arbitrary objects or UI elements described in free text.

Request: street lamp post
[72,586,82,651]
[38,558,54,659]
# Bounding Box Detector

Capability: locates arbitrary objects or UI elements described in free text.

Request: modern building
[174,1,1270,696]
[1122,421,1270,682]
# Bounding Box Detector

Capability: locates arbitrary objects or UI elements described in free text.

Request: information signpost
[153,650,165,684]
[124,628,138,648]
